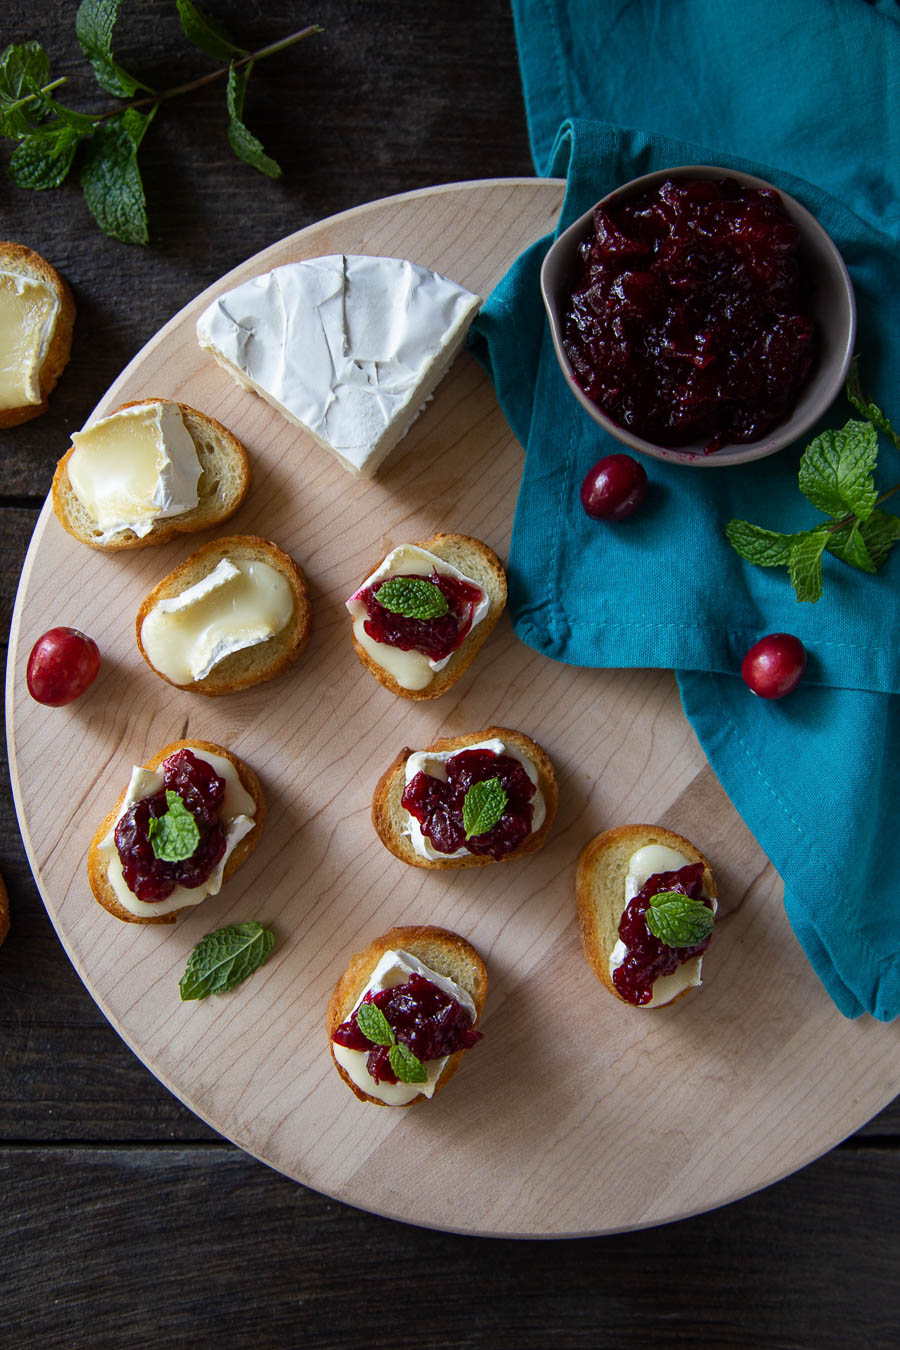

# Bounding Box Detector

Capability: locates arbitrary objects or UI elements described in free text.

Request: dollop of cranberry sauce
[563,177,816,450]
[114,749,227,902]
[332,972,482,1085]
[357,571,483,662]
[401,748,535,859]
[613,863,714,1006]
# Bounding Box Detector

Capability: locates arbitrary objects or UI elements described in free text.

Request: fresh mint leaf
[645,892,715,948]
[389,1041,428,1085]
[798,421,878,522]
[724,519,794,567]
[226,60,281,178]
[148,789,200,862]
[788,527,829,603]
[846,358,900,451]
[825,521,877,575]
[76,0,150,98]
[355,1000,395,1047]
[177,0,247,61]
[9,124,86,189]
[857,509,900,570]
[179,920,275,1000]
[462,777,508,839]
[0,42,53,136]
[375,576,449,620]
[80,107,153,243]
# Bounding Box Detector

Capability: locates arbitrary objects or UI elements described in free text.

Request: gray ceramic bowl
[540,165,857,467]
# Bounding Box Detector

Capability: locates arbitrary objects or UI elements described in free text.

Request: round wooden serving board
[7,180,899,1238]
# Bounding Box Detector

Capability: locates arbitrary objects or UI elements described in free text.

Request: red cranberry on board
[741,633,807,699]
[26,627,101,706]
[580,453,648,521]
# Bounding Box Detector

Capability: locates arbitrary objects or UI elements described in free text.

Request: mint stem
[5,75,68,115]
[826,480,900,534]
[93,24,323,122]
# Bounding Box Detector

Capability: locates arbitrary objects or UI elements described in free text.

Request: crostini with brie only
[372,726,557,869]
[346,533,506,700]
[327,925,488,1107]
[576,824,718,1008]
[136,535,311,696]
[52,398,250,550]
[0,242,75,428]
[88,739,265,925]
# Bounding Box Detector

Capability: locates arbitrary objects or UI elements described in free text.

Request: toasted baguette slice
[348,533,507,701]
[0,242,75,428]
[372,726,558,870]
[326,925,488,1107]
[136,535,311,696]
[576,824,717,1007]
[88,738,266,924]
[51,399,250,550]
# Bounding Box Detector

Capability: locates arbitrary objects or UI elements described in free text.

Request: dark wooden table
[2,4,897,1346]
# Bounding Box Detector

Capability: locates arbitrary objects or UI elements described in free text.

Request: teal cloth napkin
[469,0,900,1018]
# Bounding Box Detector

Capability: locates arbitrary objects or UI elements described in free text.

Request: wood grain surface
[8,179,900,1238]
[2,0,899,1344]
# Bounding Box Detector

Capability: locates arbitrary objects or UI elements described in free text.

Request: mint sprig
[374,576,450,621]
[147,788,200,862]
[179,920,275,1000]
[353,999,428,1085]
[1,6,322,243]
[645,892,715,948]
[726,362,900,602]
[462,777,508,839]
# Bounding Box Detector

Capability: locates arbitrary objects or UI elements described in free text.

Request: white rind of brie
[401,737,545,862]
[345,544,490,691]
[140,556,295,684]
[0,270,60,409]
[67,401,201,543]
[195,254,482,477]
[609,843,717,1007]
[331,949,477,1106]
[97,749,256,918]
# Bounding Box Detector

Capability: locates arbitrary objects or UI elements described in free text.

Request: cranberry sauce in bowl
[564,176,816,451]
[613,862,714,1006]
[402,746,538,860]
[333,972,482,1086]
[540,165,856,467]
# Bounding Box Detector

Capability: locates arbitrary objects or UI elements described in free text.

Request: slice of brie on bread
[195,254,482,478]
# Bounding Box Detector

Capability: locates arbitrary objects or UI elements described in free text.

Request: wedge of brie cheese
[195,254,482,477]
[67,401,201,543]
[0,270,60,410]
[140,556,295,685]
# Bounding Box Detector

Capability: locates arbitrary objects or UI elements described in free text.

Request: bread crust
[0,242,75,428]
[51,399,250,550]
[372,725,558,870]
[326,925,488,1107]
[348,533,507,700]
[87,738,266,924]
[135,534,311,696]
[576,824,717,1008]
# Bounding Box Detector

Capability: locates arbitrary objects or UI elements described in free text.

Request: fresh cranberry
[26,627,100,706]
[332,972,482,1084]
[563,177,816,450]
[358,571,483,662]
[580,454,648,520]
[741,633,807,699]
[400,748,536,860]
[114,750,228,901]
[613,863,713,1005]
